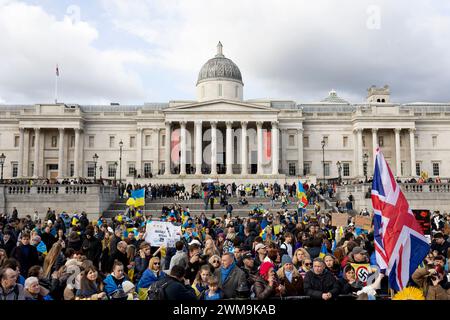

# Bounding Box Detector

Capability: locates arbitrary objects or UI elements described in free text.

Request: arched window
[382,98,385,102]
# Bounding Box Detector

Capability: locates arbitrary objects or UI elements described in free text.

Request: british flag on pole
[371,147,429,291]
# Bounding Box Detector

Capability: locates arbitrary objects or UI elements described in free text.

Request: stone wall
[0,185,117,220]
[336,183,450,212]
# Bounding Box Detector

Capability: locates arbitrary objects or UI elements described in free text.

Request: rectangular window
[70,135,75,148]
[14,135,19,148]
[128,163,136,176]
[109,136,115,148]
[303,162,311,175]
[88,136,94,148]
[144,163,152,178]
[322,136,328,147]
[324,163,330,176]
[414,135,418,148]
[416,162,421,176]
[108,163,116,178]
[70,163,74,177]
[432,135,437,147]
[303,136,309,148]
[87,163,95,177]
[343,136,348,148]
[343,163,350,177]
[288,135,295,146]
[145,135,151,146]
[130,136,136,148]
[432,162,440,176]
[162,134,166,147]
[12,162,18,177]
[288,163,296,176]
[31,135,35,147]
[51,136,57,148]
[378,136,384,147]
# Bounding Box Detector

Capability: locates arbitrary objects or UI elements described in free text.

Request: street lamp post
[114,161,118,184]
[336,161,342,185]
[321,139,326,186]
[363,153,369,182]
[0,153,5,184]
[93,153,99,183]
[119,140,123,183]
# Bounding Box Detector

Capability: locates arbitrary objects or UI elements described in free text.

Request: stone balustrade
[338,183,450,194]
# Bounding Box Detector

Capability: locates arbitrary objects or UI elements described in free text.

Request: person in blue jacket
[136,256,166,291]
[103,261,128,299]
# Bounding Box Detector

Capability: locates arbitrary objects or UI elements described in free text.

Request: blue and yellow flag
[131,189,145,207]
[319,242,328,258]
[297,181,308,208]
[36,241,48,255]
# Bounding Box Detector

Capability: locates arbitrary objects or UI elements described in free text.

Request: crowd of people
[0,181,449,301]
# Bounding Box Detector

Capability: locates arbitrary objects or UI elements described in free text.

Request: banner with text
[145,221,182,247]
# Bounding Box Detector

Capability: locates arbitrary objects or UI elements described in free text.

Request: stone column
[210,121,217,175]
[154,129,160,175]
[372,128,378,167]
[409,128,416,177]
[257,121,263,175]
[136,128,142,177]
[74,129,80,177]
[297,128,304,176]
[226,121,233,175]
[280,129,288,175]
[180,121,187,175]
[164,122,171,175]
[24,129,30,176]
[18,128,24,177]
[395,128,401,176]
[271,121,279,175]
[33,128,40,178]
[195,121,202,175]
[357,129,363,177]
[58,128,65,178]
[241,121,248,175]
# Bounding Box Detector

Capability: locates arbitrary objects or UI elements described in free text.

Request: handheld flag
[371,147,429,291]
[131,188,145,207]
[319,242,328,258]
[297,181,308,208]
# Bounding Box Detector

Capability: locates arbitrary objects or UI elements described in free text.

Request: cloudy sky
[1,0,449,105]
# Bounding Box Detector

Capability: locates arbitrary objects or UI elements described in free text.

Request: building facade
[1,42,449,183]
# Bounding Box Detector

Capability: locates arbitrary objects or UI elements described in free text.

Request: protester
[304,258,340,300]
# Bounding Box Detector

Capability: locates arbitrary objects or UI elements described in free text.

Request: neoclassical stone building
[1,42,450,184]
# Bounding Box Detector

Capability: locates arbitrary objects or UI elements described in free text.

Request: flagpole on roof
[55,64,59,104]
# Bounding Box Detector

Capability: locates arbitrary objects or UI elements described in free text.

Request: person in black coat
[108,241,129,274]
[40,226,57,252]
[0,231,17,257]
[163,266,197,300]
[10,233,39,276]
[304,258,340,300]
[81,227,102,268]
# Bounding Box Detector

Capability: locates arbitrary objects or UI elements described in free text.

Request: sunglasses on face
[212,260,220,264]
[153,262,160,265]
[304,263,312,266]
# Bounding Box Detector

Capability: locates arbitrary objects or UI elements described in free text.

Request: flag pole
[55,64,59,104]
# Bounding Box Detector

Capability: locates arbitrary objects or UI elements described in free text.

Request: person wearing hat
[81,225,102,269]
[347,246,370,266]
[253,261,285,299]
[277,254,304,296]
[254,243,267,268]
[240,253,258,285]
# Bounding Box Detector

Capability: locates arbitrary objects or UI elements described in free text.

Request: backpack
[147,278,170,300]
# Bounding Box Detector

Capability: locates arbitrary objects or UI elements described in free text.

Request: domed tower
[196,42,244,102]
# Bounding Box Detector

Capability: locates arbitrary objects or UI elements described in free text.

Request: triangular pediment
[165,99,276,113]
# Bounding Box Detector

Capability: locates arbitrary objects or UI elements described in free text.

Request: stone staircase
[102,196,311,219]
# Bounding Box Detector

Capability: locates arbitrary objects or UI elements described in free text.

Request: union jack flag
[371,147,429,291]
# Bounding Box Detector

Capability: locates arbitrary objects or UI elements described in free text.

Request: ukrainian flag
[297,181,308,208]
[131,189,145,207]
[319,242,328,258]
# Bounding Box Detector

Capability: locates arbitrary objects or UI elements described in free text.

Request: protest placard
[145,221,182,247]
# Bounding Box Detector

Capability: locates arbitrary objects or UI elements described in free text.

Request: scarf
[285,270,293,283]
[220,261,236,283]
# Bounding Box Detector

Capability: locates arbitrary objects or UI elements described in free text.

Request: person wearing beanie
[253,261,285,299]
[277,255,304,296]
[81,226,102,268]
